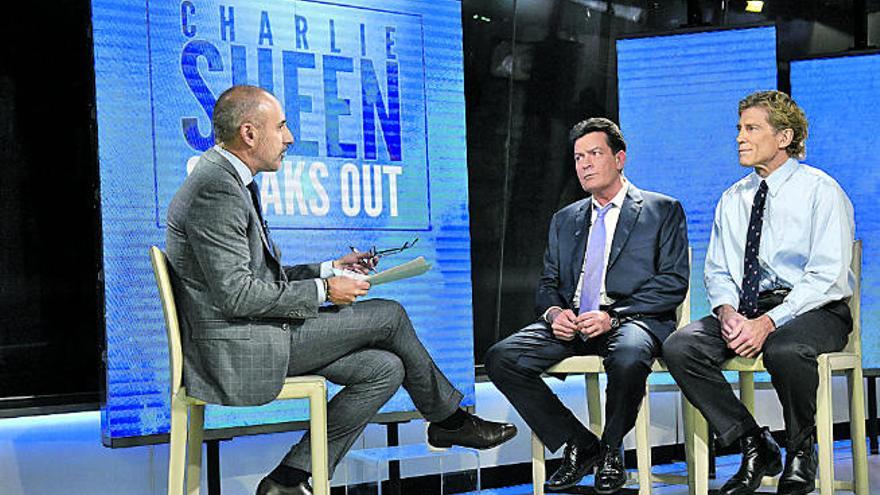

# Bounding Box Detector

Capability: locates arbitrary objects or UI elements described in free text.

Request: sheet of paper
[367,256,431,286]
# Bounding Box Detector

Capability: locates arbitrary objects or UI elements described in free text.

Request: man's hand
[727,315,776,358]
[327,276,371,305]
[716,305,747,343]
[333,250,378,274]
[576,310,613,339]
[549,309,579,341]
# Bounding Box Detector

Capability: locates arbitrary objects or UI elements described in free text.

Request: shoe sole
[594,480,627,495]
[425,423,517,452]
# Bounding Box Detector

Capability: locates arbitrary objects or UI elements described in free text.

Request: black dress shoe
[720,427,783,495]
[544,434,602,492]
[427,414,517,450]
[255,477,312,495]
[594,444,627,495]
[777,438,817,495]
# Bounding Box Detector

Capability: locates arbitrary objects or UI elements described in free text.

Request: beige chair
[150,246,330,495]
[683,240,868,495]
[531,249,692,495]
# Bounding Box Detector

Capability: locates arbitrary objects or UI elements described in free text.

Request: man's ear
[239,123,257,147]
[615,150,626,171]
[776,128,794,150]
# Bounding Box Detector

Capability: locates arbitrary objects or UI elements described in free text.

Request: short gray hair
[212,85,271,144]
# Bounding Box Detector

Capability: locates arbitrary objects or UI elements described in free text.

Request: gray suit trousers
[280,298,463,475]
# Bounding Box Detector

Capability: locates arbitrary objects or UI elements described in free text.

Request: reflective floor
[474,440,878,494]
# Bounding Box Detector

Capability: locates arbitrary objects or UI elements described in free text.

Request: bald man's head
[212,85,274,145]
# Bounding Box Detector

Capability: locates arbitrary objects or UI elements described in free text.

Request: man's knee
[369,352,406,389]
[485,340,517,381]
[662,326,699,370]
[605,338,654,374]
[763,338,814,374]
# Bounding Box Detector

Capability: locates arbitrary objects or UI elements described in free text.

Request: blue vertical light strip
[93,0,473,441]
[791,53,880,368]
[617,26,778,335]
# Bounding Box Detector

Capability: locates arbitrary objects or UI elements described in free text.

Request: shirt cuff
[765,304,793,328]
[320,260,335,278]
[314,279,327,304]
[709,295,740,319]
[542,306,563,324]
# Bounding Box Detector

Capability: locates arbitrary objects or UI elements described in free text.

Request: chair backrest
[150,246,184,397]
[844,240,862,355]
[675,247,693,329]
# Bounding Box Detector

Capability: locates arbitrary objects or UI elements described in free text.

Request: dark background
[1,0,878,411]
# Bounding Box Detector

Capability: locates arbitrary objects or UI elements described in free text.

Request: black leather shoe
[255,477,312,495]
[594,444,627,495]
[427,414,517,450]
[777,437,817,495]
[544,433,601,492]
[720,427,783,495]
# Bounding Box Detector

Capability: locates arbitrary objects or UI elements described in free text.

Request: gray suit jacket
[535,184,689,342]
[166,148,321,406]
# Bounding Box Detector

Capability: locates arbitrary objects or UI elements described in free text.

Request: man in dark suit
[486,118,689,494]
[166,85,515,495]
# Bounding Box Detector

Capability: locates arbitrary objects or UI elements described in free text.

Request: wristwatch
[607,310,621,330]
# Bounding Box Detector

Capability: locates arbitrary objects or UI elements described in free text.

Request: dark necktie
[738,180,768,318]
[246,180,273,249]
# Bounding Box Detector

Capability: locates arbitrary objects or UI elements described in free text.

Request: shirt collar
[214,144,254,186]
[752,157,799,196]
[592,178,629,210]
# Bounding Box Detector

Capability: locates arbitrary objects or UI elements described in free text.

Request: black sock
[268,465,310,487]
[436,408,469,430]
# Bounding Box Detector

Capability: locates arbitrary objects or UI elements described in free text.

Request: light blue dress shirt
[213,145,334,302]
[704,158,855,327]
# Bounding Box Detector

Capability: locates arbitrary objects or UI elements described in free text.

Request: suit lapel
[206,149,281,266]
[607,185,643,269]
[570,199,591,287]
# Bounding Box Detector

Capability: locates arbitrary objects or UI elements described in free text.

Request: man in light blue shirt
[665,90,855,495]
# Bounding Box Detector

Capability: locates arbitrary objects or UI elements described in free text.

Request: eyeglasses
[351,237,420,259]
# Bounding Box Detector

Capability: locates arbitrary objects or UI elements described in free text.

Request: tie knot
[758,180,768,193]
[595,203,613,219]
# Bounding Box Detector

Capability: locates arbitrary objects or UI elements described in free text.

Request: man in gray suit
[486,118,689,494]
[166,85,515,495]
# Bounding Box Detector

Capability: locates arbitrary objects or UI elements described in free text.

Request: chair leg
[683,396,709,495]
[739,371,755,415]
[186,404,204,495]
[310,383,330,495]
[815,359,834,495]
[532,432,546,495]
[587,374,603,434]
[168,395,189,495]
[848,366,869,495]
[635,382,652,495]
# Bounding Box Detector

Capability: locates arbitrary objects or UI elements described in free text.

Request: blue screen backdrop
[92,0,474,442]
[616,26,778,381]
[791,52,880,368]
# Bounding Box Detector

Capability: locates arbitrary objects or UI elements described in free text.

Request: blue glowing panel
[791,53,880,367]
[93,0,473,441]
[617,26,778,324]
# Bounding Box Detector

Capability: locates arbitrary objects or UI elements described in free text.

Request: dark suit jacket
[535,184,689,342]
[166,148,322,406]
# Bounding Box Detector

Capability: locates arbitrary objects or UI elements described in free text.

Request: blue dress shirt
[704,158,855,327]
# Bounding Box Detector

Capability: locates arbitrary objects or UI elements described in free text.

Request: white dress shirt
[705,158,855,327]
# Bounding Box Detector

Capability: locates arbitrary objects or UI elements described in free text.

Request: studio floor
[475,440,877,495]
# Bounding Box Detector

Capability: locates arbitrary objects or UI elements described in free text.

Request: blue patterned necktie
[579,203,613,315]
[738,180,768,318]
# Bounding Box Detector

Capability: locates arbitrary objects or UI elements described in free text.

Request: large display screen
[791,52,880,367]
[617,26,778,327]
[92,0,474,443]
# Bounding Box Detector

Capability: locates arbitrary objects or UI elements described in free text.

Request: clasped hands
[325,251,378,305]
[549,309,612,341]
[716,305,776,358]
